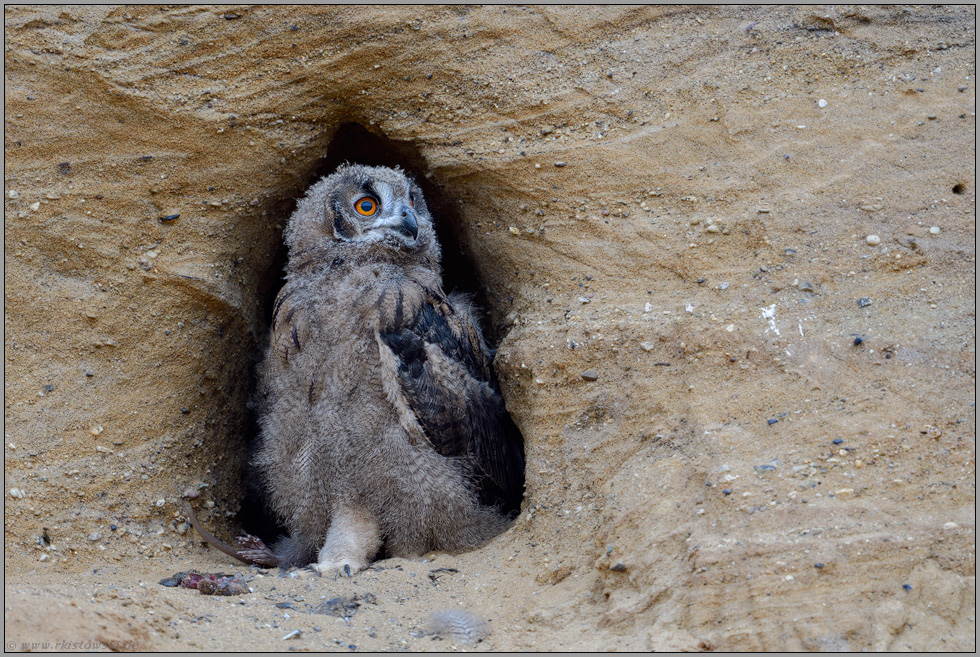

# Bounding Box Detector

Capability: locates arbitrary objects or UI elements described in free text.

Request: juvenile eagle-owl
[242,164,524,575]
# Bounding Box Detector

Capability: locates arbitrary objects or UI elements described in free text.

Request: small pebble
[853,337,863,346]
[928,226,940,235]
[282,630,302,641]
[865,234,881,246]
[754,464,777,472]
[902,584,912,591]
[8,190,20,199]
[767,419,778,425]
[857,297,872,308]
[814,563,824,569]
[818,98,828,108]
[9,488,25,499]
[160,214,180,224]
[554,162,567,167]
[833,438,843,445]
[580,370,599,381]
[88,532,102,541]
[722,489,732,496]
[798,281,814,292]
[943,522,959,531]
[609,563,627,572]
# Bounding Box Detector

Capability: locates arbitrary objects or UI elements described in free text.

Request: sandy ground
[4,5,976,651]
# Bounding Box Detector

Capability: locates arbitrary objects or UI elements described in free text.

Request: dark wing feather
[379,285,524,513]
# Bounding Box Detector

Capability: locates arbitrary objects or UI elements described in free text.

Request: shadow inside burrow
[236,121,524,544]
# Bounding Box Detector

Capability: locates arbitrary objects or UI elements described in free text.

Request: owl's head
[285,164,440,264]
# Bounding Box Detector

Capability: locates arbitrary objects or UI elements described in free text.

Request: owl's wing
[268,284,310,365]
[377,281,524,511]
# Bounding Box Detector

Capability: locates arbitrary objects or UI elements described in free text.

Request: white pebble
[943,522,959,530]
[155,498,166,507]
[865,234,881,246]
[929,226,941,235]
[8,190,19,199]
[9,488,25,499]
[818,99,828,108]
[29,202,40,211]
[640,342,655,351]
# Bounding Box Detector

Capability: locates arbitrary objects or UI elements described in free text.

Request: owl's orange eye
[354,197,378,216]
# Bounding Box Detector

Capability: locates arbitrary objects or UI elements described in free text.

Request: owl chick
[240,164,524,575]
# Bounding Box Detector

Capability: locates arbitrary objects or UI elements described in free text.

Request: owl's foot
[314,507,381,578]
[310,559,363,578]
[236,534,281,568]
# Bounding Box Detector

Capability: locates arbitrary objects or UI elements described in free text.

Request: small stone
[857,297,872,308]
[155,498,166,507]
[853,337,864,345]
[640,342,655,351]
[8,190,20,199]
[754,464,777,473]
[160,214,180,224]
[183,487,200,499]
[798,281,814,292]
[929,226,941,235]
[88,532,102,541]
[609,563,627,572]
[722,489,732,495]
[834,488,855,499]
[580,370,599,381]
[315,596,360,617]
[865,234,881,246]
[282,629,302,641]
[814,563,824,569]
[705,224,721,233]
[90,425,103,436]
[554,162,567,167]
[832,438,843,445]
[508,226,520,235]
[903,584,912,591]
[9,488,25,499]
[818,98,828,108]
[943,522,959,530]
[29,202,40,211]
[767,419,778,425]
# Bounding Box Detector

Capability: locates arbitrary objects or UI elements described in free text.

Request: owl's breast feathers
[376,278,525,512]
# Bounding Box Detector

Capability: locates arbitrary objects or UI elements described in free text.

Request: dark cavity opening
[238,122,524,542]
[952,182,965,195]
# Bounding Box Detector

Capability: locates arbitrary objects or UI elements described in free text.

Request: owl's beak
[393,205,419,241]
